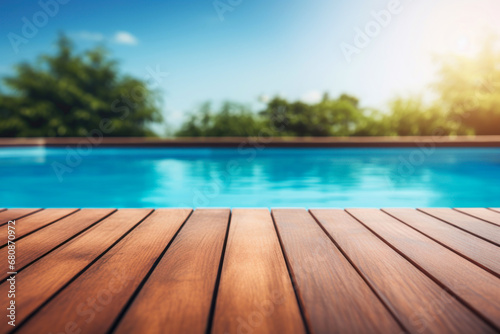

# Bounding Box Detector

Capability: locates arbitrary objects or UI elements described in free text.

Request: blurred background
[1,0,499,138]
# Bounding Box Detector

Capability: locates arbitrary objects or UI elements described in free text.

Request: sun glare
[420,0,499,57]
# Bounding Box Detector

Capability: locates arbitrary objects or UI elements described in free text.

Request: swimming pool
[1,147,499,208]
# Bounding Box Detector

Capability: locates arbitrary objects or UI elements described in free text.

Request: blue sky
[1,0,500,129]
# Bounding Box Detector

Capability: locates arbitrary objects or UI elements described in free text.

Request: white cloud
[300,90,322,104]
[113,31,138,45]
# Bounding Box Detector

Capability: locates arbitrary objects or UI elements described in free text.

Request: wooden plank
[418,208,500,246]
[0,209,42,226]
[0,209,152,332]
[490,208,500,213]
[384,208,500,276]
[17,209,192,334]
[212,209,306,334]
[272,209,402,334]
[115,209,230,334]
[455,208,500,227]
[347,209,500,330]
[0,208,78,246]
[0,209,115,280]
[311,209,495,334]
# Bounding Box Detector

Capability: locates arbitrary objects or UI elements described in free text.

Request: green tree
[376,97,465,136]
[176,101,264,137]
[260,93,368,136]
[0,35,162,137]
[433,38,500,135]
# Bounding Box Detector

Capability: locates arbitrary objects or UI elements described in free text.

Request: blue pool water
[1,147,499,208]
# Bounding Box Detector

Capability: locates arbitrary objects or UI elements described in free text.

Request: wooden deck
[1,208,499,334]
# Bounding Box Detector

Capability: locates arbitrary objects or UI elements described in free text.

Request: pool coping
[1,136,500,147]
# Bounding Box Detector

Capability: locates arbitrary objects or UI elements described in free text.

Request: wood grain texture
[0,208,78,246]
[115,209,230,334]
[0,209,115,281]
[311,209,495,334]
[0,208,42,226]
[272,209,402,334]
[384,208,500,276]
[0,209,151,333]
[347,209,500,331]
[455,208,500,227]
[0,207,497,333]
[17,209,192,334]
[212,209,306,334]
[418,208,500,245]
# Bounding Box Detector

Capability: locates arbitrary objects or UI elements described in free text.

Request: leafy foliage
[176,102,265,137]
[374,97,468,136]
[259,94,366,136]
[2,36,499,137]
[0,35,162,137]
[176,94,468,137]
[177,40,500,137]
[433,40,500,135]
